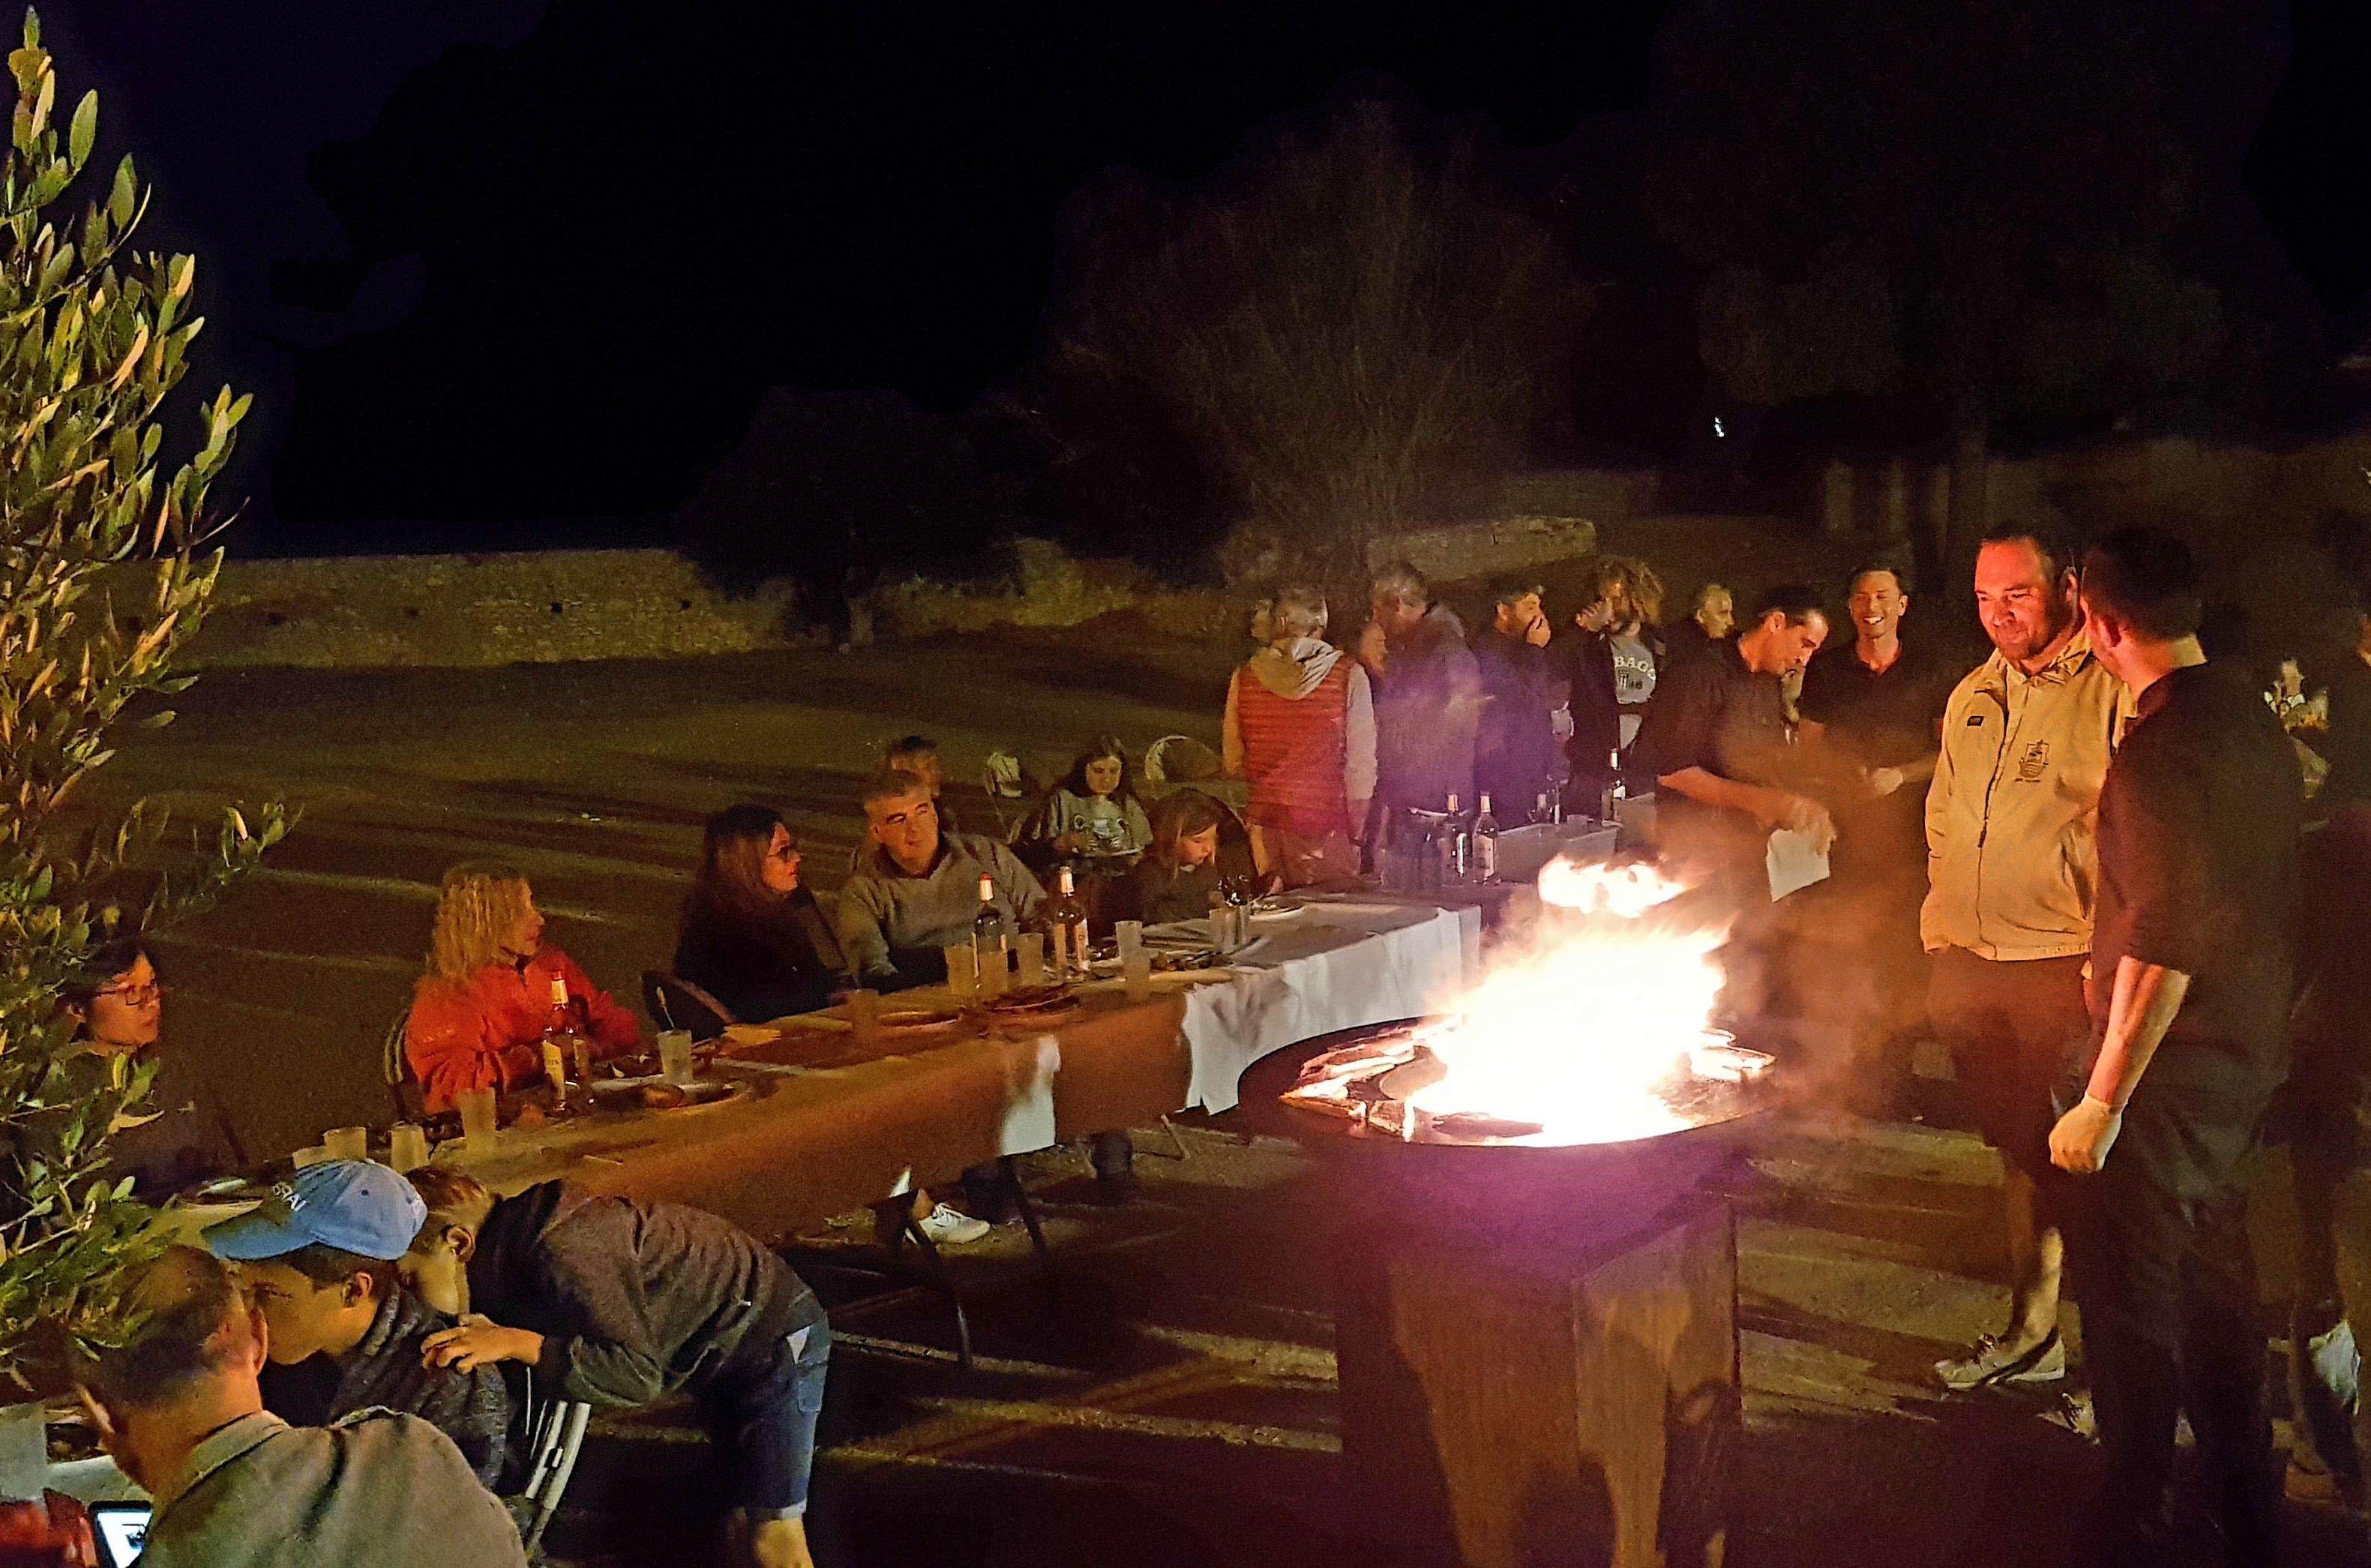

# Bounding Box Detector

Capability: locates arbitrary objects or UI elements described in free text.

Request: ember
[1280,856,1767,1147]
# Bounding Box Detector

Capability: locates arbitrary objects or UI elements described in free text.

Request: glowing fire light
[1401,857,1734,1146]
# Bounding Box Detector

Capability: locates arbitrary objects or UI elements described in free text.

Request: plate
[875,1006,964,1031]
[721,1023,785,1047]
[585,1077,743,1111]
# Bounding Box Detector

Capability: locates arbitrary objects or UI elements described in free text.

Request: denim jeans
[702,1296,832,1518]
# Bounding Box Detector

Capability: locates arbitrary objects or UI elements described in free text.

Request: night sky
[46,1,2371,555]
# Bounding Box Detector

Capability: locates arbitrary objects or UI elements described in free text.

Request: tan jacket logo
[2016,740,2050,783]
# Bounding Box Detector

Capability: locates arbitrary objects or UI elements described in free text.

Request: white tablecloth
[1173,899,1480,1114]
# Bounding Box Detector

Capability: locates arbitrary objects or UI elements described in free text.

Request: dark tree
[1054,98,1587,583]
[1638,0,2307,572]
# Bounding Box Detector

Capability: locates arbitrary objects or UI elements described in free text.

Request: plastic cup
[388,1123,430,1174]
[289,1144,330,1169]
[1015,932,1046,989]
[457,1087,499,1149]
[322,1126,368,1162]
[944,945,978,1001]
[657,1029,696,1086]
[1114,920,1145,958]
[1123,949,1154,1003]
[978,946,1009,1000]
[847,988,881,1042]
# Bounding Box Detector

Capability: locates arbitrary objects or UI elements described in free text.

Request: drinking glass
[322,1126,368,1162]
[943,944,978,1002]
[1015,932,1047,989]
[1114,920,1144,958]
[1123,949,1155,1002]
[289,1144,330,1169]
[457,1087,499,1149]
[656,1029,696,1086]
[847,988,882,1040]
[388,1123,430,1174]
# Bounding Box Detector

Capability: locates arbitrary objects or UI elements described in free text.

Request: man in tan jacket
[1925,522,2128,1393]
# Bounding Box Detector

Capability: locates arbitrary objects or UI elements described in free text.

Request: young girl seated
[1011,736,1152,874]
[404,863,642,1114]
[1113,791,1230,925]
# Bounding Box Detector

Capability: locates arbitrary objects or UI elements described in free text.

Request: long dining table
[435,895,1481,1240]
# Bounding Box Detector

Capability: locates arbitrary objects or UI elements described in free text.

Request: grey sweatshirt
[835,831,1046,985]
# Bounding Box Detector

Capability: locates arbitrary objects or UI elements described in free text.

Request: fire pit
[1237,860,1770,1568]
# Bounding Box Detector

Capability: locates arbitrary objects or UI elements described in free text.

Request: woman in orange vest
[1222,586,1376,888]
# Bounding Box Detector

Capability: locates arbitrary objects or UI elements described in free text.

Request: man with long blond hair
[403,862,641,1113]
[1565,553,1668,812]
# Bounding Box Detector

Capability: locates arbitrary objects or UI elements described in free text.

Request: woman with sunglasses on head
[676,805,848,1024]
[47,935,245,1198]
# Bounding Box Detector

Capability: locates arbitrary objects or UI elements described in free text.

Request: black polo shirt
[1799,636,1956,771]
[2088,661,2302,1104]
[1632,638,1791,789]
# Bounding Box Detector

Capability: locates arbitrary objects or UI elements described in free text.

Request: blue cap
[203,1159,427,1264]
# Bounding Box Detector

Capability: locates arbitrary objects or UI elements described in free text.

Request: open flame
[1399,857,1735,1146]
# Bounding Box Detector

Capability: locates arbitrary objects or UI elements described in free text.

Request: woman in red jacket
[405,863,642,1113]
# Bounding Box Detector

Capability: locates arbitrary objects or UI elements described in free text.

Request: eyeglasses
[766,842,800,861]
[96,982,161,1006]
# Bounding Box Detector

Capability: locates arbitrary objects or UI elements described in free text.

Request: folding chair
[982,749,1028,838]
[382,1010,427,1123]
[643,970,736,1042]
[508,1390,593,1560]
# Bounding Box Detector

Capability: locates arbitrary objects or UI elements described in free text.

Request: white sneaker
[1935,1331,2066,1391]
[914,1204,991,1246]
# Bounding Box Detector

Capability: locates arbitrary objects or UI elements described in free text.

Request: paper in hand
[1766,826,1831,901]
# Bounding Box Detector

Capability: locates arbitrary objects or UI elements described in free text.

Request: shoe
[913,1204,991,1246]
[1935,1331,2066,1391]
[2040,1387,2097,1441]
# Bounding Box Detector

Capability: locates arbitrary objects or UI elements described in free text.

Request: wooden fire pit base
[1330,1192,1737,1568]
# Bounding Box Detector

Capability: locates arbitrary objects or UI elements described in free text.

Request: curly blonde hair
[1584,554,1668,629]
[426,862,534,985]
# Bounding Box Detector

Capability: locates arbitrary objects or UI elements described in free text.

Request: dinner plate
[585,1076,743,1111]
[875,1006,965,1031]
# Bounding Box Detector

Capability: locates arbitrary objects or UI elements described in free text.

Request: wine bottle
[1047,866,1091,982]
[971,873,1010,999]
[1473,793,1500,883]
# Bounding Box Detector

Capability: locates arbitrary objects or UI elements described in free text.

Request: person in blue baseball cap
[204,1159,512,1492]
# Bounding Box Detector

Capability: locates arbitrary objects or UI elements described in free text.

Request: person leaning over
[202,1159,512,1488]
[1629,581,1832,899]
[2048,527,2301,1566]
[78,1246,527,1568]
[837,768,1045,991]
[1222,584,1375,888]
[403,1167,831,1568]
[1923,522,2129,1393]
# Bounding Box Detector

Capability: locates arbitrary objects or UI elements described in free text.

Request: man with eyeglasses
[837,769,1045,991]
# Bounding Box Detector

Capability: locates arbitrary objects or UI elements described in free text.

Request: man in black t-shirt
[2050,529,2301,1565]
[1797,565,1959,1111]
[1632,583,1832,901]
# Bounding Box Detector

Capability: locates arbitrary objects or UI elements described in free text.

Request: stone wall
[172,550,799,670]
[1367,515,1600,580]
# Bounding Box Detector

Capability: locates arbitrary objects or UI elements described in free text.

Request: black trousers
[2064,1084,2280,1563]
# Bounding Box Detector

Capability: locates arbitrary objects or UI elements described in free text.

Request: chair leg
[1000,1156,1052,1279]
[1140,1115,1192,1163]
[901,1213,974,1370]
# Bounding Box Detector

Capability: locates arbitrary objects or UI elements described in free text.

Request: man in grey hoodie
[1223,586,1377,887]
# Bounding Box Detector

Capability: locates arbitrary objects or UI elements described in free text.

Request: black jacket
[469,1180,823,1409]
[673,889,845,1022]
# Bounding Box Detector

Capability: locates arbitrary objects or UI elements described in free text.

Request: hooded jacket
[1223,637,1377,834]
[468,1179,823,1408]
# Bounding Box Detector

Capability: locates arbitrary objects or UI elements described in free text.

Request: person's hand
[2049,1094,2124,1174]
[1523,613,1552,648]
[1574,598,1614,634]
[1054,831,1086,855]
[1864,766,1905,798]
[1357,620,1389,672]
[423,1316,544,1372]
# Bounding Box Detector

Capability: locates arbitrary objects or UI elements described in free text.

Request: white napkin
[1766,827,1831,901]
